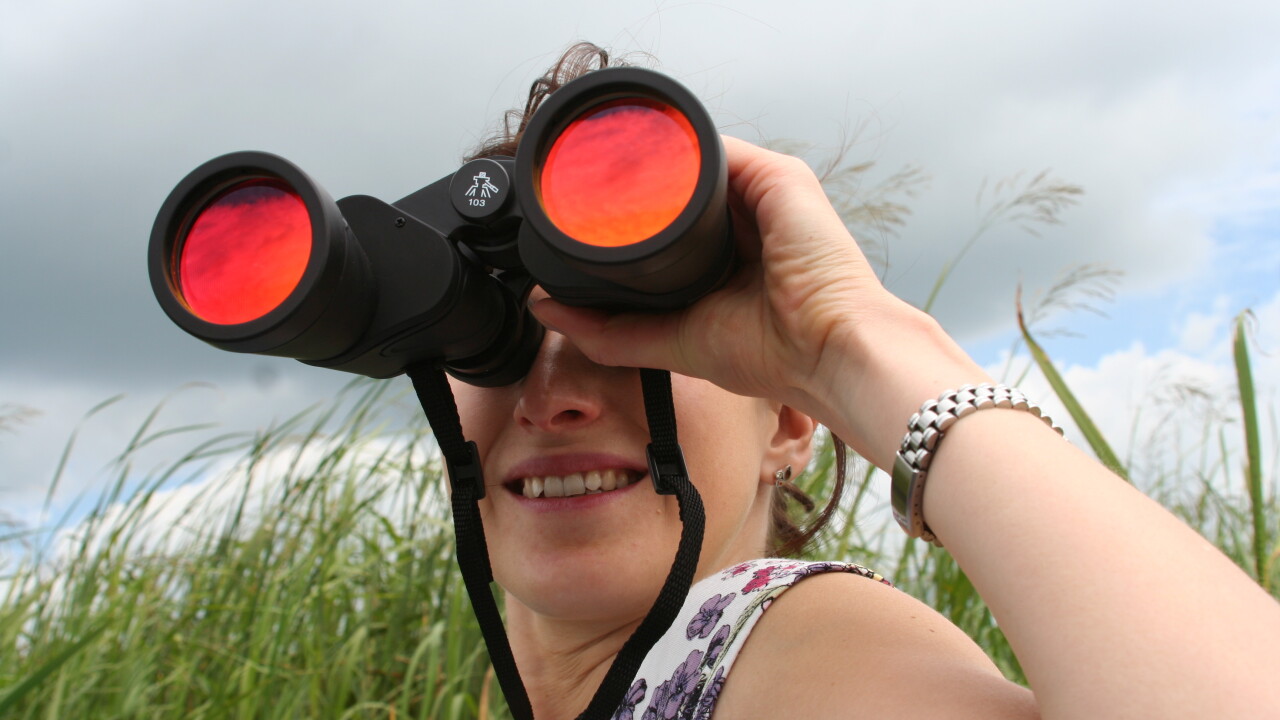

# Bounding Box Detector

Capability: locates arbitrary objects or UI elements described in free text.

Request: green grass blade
[0,620,109,714]
[1232,311,1269,589]
[1017,293,1129,481]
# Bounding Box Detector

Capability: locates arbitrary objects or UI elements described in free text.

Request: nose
[513,329,617,433]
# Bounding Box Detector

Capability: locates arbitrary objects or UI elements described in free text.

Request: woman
[449,44,1280,719]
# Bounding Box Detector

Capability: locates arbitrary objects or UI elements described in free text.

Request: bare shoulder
[712,570,1039,719]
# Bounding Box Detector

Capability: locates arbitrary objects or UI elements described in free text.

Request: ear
[759,404,819,485]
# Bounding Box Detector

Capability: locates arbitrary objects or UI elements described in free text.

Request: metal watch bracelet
[890,383,1064,545]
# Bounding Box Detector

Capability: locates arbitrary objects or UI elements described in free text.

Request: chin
[498,542,672,621]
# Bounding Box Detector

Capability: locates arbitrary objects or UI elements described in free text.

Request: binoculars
[149,67,733,386]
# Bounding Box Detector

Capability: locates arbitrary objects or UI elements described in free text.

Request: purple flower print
[686,593,735,639]
[704,624,730,666]
[693,667,726,720]
[796,561,838,577]
[612,678,647,720]
[643,650,704,720]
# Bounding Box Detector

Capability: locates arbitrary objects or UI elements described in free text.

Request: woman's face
[449,325,814,623]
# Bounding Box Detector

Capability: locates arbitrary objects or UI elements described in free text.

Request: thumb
[530,298,693,374]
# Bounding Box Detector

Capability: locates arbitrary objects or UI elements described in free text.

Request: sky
[1,1,1277,535]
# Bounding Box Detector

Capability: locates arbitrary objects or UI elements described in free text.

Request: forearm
[926,411,1280,717]
[818,300,1280,718]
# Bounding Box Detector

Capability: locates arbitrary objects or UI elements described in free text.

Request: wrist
[892,383,1063,543]
[805,297,992,471]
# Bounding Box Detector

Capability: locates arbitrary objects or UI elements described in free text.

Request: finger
[723,136,847,241]
[723,136,822,209]
[529,298,694,375]
[723,136,874,278]
[728,202,762,264]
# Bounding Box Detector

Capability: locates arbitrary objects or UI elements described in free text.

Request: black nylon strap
[406,363,534,720]
[576,371,705,720]
[408,364,703,720]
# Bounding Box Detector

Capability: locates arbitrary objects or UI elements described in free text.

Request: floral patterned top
[610,558,891,720]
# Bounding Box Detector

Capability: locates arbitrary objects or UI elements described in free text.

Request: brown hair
[466,42,618,161]
[466,42,849,557]
[769,439,848,557]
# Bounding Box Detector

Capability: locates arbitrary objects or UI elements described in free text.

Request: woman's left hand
[530,136,981,465]
[532,140,878,424]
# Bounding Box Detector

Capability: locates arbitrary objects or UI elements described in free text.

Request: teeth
[518,469,637,499]
[544,476,564,497]
[522,477,543,499]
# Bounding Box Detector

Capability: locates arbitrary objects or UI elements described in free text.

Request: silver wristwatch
[891,383,1062,544]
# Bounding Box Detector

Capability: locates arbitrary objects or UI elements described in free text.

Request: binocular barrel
[149,67,733,386]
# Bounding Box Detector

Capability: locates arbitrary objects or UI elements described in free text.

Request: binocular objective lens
[540,98,700,248]
[178,179,311,325]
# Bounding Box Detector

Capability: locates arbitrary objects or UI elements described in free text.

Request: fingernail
[529,298,563,333]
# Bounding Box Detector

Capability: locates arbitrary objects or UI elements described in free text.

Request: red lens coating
[177,180,311,325]
[540,98,700,247]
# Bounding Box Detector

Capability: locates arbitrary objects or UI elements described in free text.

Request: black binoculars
[149,67,734,386]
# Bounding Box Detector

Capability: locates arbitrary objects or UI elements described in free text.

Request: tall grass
[1,382,508,718]
[3,322,1275,714]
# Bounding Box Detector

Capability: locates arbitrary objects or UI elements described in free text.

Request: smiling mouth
[515,469,642,499]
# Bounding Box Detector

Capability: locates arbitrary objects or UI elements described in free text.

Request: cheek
[671,379,773,458]
[448,383,514,449]
[670,380,773,497]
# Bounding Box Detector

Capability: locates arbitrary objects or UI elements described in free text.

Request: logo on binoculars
[464,171,501,207]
